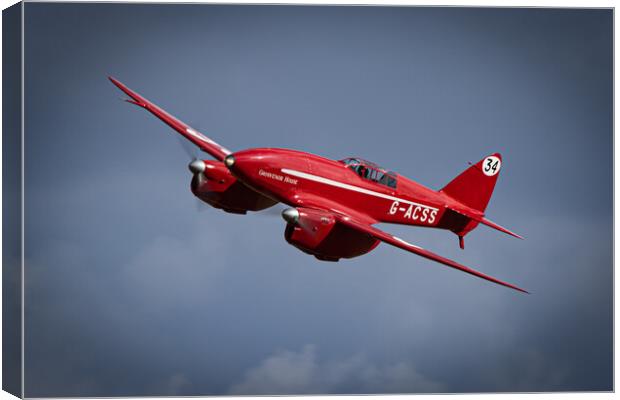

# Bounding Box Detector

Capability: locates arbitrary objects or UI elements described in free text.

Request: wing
[334,214,528,294]
[109,77,231,161]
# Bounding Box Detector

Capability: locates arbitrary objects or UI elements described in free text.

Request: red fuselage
[225,148,476,233]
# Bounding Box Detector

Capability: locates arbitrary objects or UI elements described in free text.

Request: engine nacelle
[191,160,277,214]
[283,208,380,261]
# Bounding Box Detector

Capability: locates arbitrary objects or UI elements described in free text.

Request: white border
[0,2,616,400]
[20,1,24,397]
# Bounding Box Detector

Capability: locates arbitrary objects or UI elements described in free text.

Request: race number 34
[482,156,501,176]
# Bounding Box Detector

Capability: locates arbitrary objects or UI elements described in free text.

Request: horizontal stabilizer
[478,217,524,240]
[445,203,523,240]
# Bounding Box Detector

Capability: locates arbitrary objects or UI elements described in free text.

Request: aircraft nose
[222,150,268,181]
[224,154,235,169]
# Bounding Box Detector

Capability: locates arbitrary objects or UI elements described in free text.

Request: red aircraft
[110,77,527,294]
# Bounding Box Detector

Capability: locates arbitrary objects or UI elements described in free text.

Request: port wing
[109,77,231,161]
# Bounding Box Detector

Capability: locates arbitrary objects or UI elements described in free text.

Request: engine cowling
[283,208,380,261]
[191,160,277,214]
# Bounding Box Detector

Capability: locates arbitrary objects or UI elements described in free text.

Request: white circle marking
[482,156,501,176]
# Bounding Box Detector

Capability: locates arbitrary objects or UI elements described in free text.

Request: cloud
[485,349,572,392]
[228,344,444,395]
[120,232,228,309]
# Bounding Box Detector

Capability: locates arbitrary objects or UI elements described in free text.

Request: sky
[21,3,612,397]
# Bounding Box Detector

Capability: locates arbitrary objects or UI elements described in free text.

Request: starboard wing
[333,214,528,293]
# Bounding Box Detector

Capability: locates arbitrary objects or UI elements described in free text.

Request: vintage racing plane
[110,77,527,293]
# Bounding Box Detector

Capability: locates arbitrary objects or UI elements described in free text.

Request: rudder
[440,153,502,213]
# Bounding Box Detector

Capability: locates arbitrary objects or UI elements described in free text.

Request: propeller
[194,197,210,212]
[177,118,209,160]
[281,208,299,224]
[188,158,206,184]
[256,204,311,228]
[254,204,287,218]
[176,135,200,161]
[175,130,287,218]
[280,207,314,232]
[176,135,209,212]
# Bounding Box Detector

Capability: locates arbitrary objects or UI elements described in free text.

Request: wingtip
[108,76,145,107]
[505,282,529,294]
[499,279,529,294]
[108,76,123,88]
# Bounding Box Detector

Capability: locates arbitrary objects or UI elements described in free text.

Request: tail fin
[441,153,502,213]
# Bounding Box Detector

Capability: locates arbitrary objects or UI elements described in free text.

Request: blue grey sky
[22,3,612,396]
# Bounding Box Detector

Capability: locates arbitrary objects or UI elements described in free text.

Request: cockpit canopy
[340,158,398,189]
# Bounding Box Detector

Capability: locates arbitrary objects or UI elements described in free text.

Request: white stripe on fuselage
[280,168,439,211]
